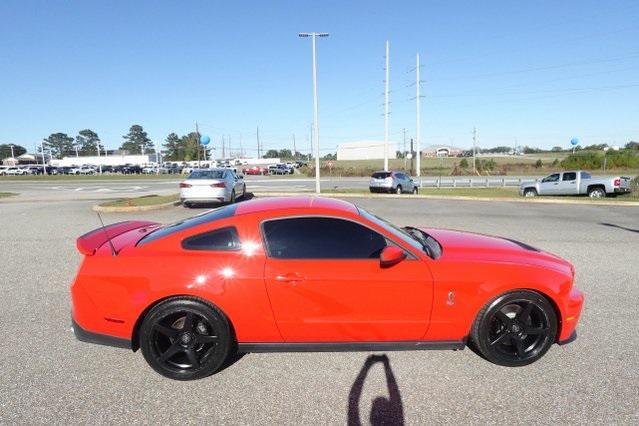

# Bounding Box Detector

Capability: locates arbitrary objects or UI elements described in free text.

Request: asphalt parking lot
[1,195,638,424]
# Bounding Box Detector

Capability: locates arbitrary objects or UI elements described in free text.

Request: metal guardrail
[419,177,536,188]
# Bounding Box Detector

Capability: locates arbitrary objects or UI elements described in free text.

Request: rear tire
[412,187,418,194]
[183,201,191,208]
[395,185,402,195]
[229,190,236,204]
[471,290,557,367]
[139,297,232,380]
[588,187,606,198]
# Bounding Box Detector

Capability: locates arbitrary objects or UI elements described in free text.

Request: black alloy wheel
[140,298,231,380]
[471,290,557,367]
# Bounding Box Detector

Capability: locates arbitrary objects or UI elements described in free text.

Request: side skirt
[238,340,465,353]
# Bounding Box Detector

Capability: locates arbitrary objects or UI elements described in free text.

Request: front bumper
[557,287,584,343]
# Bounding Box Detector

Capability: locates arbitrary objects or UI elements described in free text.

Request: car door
[557,172,578,195]
[262,216,433,342]
[538,173,560,194]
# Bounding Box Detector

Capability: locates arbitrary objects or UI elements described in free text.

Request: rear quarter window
[137,204,238,246]
[182,227,241,251]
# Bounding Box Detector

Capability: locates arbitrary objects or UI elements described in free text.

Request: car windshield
[358,207,441,258]
[371,172,391,179]
[188,170,225,179]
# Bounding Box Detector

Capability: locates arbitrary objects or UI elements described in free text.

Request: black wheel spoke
[159,342,181,362]
[185,349,200,368]
[182,312,195,331]
[517,302,534,322]
[495,311,513,327]
[512,336,525,359]
[524,326,548,336]
[197,335,219,345]
[154,324,178,338]
[490,332,511,346]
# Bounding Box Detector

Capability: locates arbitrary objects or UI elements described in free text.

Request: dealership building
[336,141,398,161]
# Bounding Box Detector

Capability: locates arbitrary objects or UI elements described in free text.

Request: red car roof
[234,196,358,216]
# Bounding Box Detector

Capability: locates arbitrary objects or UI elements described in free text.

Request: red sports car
[243,166,268,175]
[71,196,583,380]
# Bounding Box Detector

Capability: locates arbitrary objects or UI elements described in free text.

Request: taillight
[179,182,191,188]
[211,183,226,188]
[613,178,620,187]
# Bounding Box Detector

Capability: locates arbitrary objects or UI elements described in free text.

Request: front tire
[395,185,402,195]
[523,188,537,197]
[229,190,236,204]
[471,290,557,367]
[139,298,232,381]
[412,187,418,194]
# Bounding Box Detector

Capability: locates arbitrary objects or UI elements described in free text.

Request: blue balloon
[570,138,579,146]
[200,135,210,145]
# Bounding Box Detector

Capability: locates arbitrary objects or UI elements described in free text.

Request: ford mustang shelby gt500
[71,196,583,380]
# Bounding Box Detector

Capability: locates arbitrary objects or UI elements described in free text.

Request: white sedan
[179,168,246,208]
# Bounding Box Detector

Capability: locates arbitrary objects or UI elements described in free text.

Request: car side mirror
[380,246,406,268]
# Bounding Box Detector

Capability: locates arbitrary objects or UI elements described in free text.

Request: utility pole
[384,40,390,172]
[256,126,260,159]
[239,133,243,158]
[292,134,297,159]
[402,128,407,170]
[195,121,200,168]
[472,127,477,174]
[228,135,232,159]
[410,138,414,175]
[9,144,15,159]
[221,135,225,159]
[299,31,329,194]
[415,52,422,177]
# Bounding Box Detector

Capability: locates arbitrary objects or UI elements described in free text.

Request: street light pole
[299,32,329,194]
[9,144,15,159]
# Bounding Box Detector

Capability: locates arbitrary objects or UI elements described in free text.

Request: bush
[552,158,559,167]
[459,158,469,169]
[560,150,639,170]
[535,159,543,168]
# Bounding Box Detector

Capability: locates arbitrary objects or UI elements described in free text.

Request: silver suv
[369,170,418,194]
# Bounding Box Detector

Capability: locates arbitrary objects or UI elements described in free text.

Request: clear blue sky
[1,0,637,155]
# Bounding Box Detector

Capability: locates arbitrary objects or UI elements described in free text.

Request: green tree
[163,133,182,160]
[625,141,639,150]
[459,158,469,169]
[534,159,543,168]
[551,146,563,152]
[263,149,280,158]
[76,129,103,155]
[0,144,27,158]
[44,133,74,158]
[322,153,336,160]
[120,124,153,154]
[180,132,200,161]
[278,149,293,159]
[552,158,559,167]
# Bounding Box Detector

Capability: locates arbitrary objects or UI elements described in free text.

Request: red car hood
[421,228,573,275]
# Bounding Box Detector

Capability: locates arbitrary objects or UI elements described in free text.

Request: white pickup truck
[520,171,632,198]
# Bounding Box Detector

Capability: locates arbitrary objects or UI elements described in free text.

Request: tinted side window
[562,172,576,181]
[263,217,387,259]
[182,227,241,251]
[580,171,591,179]
[372,172,391,179]
[542,174,560,183]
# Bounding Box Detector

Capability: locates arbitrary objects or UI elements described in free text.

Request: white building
[337,141,398,161]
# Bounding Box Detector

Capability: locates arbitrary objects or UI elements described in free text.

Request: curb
[92,200,180,213]
[252,191,639,206]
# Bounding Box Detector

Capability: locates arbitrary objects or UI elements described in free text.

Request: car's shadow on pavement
[599,222,639,234]
[347,354,404,426]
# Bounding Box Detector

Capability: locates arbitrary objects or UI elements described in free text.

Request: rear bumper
[72,317,131,350]
[369,186,392,193]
